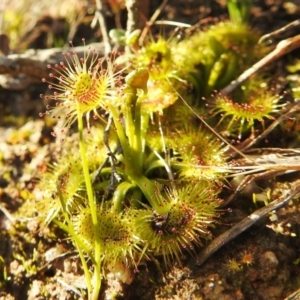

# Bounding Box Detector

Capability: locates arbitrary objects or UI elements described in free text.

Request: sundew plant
[36,14,286,300]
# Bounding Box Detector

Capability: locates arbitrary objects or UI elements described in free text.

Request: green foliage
[287,59,300,99]
[175,21,262,99]
[36,17,286,300]
[226,0,253,25]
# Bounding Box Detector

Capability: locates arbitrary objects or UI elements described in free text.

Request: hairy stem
[77,105,101,300]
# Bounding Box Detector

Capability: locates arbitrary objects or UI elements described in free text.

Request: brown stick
[220,34,300,96]
[186,182,300,269]
[0,43,105,90]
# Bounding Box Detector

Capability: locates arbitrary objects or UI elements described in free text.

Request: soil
[1,1,300,300]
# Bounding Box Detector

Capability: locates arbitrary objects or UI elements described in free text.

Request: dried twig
[139,0,168,44]
[126,0,143,34]
[91,0,111,56]
[259,19,300,44]
[0,43,105,90]
[186,182,300,269]
[220,34,300,96]
[284,287,300,300]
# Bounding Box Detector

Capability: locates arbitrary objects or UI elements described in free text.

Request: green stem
[108,104,131,162]
[140,111,150,147]
[93,166,125,179]
[122,91,136,147]
[111,181,136,213]
[131,174,161,210]
[93,180,110,191]
[53,219,92,255]
[133,92,150,176]
[108,104,142,179]
[76,105,101,300]
[144,159,166,175]
[133,94,142,159]
[130,188,142,208]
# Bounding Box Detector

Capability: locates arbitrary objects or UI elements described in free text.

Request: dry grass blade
[222,148,300,206]
[284,287,300,300]
[91,0,111,56]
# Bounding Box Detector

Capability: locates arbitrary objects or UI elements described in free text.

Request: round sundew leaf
[132,181,221,266]
[73,207,142,268]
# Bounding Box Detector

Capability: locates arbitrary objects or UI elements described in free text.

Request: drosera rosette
[40,39,123,136]
[210,84,286,139]
[131,181,222,266]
